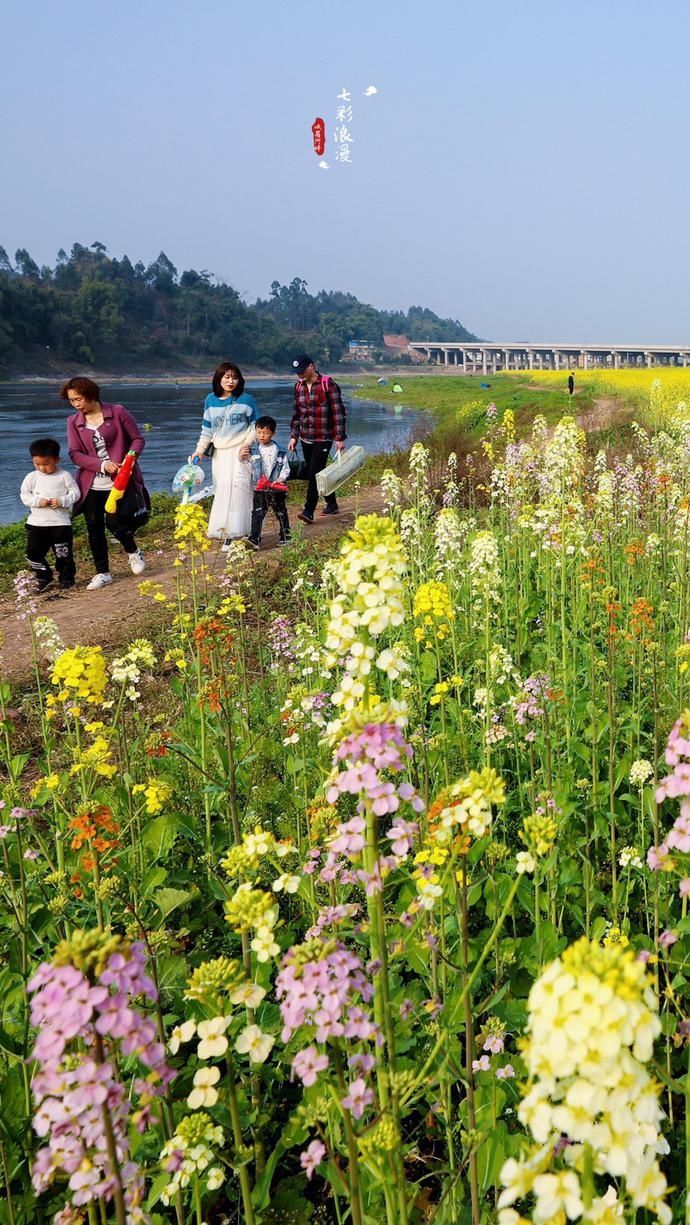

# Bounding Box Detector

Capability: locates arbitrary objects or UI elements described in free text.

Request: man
[288,354,347,524]
[568,371,575,397]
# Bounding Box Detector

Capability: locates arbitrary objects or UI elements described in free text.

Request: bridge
[407,341,690,373]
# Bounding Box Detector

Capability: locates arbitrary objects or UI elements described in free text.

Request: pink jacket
[67,403,145,504]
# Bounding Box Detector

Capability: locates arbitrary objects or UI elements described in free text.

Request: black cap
[292,354,314,376]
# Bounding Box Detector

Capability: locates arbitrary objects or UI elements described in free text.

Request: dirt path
[577,395,626,433]
[0,490,383,683]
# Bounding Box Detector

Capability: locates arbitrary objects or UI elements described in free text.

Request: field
[3,382,690,1223]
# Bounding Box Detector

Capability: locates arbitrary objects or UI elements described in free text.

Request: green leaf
[154,887,195,919]
[142,815,180,859]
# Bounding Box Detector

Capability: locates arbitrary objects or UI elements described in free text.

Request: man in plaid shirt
[288,354,347,523]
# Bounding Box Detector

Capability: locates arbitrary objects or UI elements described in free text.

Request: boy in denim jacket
[241,416,291,549]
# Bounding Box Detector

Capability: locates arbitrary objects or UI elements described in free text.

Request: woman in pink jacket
[64,376,147,590]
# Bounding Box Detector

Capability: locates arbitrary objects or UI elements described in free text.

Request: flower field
[5,401,690,1223]
[533,367,690,416]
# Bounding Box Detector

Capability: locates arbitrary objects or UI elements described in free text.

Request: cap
[292,354,314,376]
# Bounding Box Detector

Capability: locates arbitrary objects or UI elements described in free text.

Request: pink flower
[483,1034,504,1054]
[291,1046,329,1087]
[472,1055,491,1072]
[496,1064,515,1079]
[300,1139,326,1180]
[660,929,678,948]
[680,878,690,898]
[647,840,671,871]
[341,1077,374,1120]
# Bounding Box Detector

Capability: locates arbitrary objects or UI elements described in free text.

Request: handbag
[287,451,309,481]
[105,481,151,533]
[316,446,366,497]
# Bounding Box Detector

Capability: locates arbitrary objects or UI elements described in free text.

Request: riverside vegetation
[3,380,690,1222]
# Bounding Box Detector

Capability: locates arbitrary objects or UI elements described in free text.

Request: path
[0,490,383,683]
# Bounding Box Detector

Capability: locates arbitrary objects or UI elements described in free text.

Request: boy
[20,439,80,591]
[241,416,291,549]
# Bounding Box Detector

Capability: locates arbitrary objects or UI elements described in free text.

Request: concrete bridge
[408,341,690,374]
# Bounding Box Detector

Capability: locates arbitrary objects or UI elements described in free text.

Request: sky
[3,0,690,344]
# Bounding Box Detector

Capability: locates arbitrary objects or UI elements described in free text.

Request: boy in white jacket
[20,439,80,591]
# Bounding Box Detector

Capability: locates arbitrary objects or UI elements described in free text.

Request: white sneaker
[86,572,113,591]
[221,538,232,553]
[128,549,146,575]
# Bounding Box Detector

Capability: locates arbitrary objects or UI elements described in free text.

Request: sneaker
[59,580,75,590]
[245,538,260,551]
[86,573,113,591]
[321,505,340,516]
[278,538,291,547]
[128,549,146,575]
[221,537,233,552]
[297,511,314,525]
[36,577,54,593]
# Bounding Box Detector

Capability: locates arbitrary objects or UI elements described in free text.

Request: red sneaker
[270,481,289,493]
[255,475,271,491]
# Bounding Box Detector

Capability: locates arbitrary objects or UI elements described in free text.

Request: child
[242,416,291,549]
[20,439,80,591]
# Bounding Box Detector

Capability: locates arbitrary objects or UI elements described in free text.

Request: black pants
[26,524,76,587]
[301,441,337,517]
[249,491,291,544]
[80,489,137,574]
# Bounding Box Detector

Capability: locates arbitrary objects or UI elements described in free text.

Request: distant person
[288,354,347,524]
[20,438,80,592]
[240,415,291,550]
[64,376,147,590]
[568,371,575,397]
[189,361,258,548]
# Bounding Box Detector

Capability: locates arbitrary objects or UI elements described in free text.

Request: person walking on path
[64,377,147,590]
[189,361,258,547]
[287,354,347,524]
[241,415,291,549]
[568,371,575,397]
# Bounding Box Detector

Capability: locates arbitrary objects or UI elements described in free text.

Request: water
[0,380,423,525]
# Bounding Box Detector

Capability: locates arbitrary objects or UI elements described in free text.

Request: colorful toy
[104,450,137,514]
[172,458,206,504]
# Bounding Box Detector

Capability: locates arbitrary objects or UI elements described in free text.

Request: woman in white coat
[190,361,258,544]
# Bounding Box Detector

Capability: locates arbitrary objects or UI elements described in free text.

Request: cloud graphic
[363,85,378,96]
[318,160,329,169]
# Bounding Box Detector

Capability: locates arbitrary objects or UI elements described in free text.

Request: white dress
[207,429,255,539]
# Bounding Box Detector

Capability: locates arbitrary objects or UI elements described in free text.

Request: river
[0,380,423,525]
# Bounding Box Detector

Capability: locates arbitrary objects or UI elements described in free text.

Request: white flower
[207,1166,224,1191]
[229,982,267,1008]
[272,873,301,894]
[196,1016,230,1060]
[169,1018,197,1054]
[235,1025,275,1064]
[187,1066,220,1109]
[251,925,280,962]
[516,851,536,875]
[532,1170,583,1222]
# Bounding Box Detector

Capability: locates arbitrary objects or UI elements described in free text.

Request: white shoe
[221,538,232,553]
[128,549,146,575]
[86,572,113,591]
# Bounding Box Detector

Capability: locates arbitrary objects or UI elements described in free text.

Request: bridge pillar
[614,353,620,369]
[527,350,534,369]
[583,352,589,369]
[462,350,467,373]
[504,349,510,371]
[482,349,488,375]
[645,352,652,368]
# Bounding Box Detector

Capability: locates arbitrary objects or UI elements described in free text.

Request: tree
[15,248,40,279]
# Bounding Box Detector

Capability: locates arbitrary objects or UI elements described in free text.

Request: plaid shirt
[290,373,347,444]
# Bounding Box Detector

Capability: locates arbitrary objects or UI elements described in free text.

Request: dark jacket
[67,403,145,503]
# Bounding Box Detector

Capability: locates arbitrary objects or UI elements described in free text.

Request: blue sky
[3,0,690,342]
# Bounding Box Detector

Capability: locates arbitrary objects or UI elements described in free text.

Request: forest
[0,243,476,371]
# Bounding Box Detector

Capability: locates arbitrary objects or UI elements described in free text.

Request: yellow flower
[51,646,107,705]
[132,780,173,815]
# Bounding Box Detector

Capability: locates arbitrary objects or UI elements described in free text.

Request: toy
[104,450,137,514]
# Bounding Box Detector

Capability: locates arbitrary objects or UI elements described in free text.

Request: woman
[64,376,147,590]
[190,362,258,545]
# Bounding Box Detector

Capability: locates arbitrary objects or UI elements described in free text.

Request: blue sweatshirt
[196,392,259,451]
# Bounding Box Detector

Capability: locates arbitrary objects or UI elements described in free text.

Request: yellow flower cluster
[132,779,173,814]
[521,812,557,858]
[71,734,117,779]
[51,645,108,705]
[413,580,454,646]
[500,937,669,1223]
[174,502,209,553]
[224,882,277,933]
[429,768,505,844]
[220,826,294,878]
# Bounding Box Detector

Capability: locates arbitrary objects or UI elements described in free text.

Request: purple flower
[341,1077,374,1120]
[660,929,678,949]
[472,1054,490,1072]
[348,1052,375,1074]
[680,878,690,898]
[483,1033,504,1054]
[300,1139,326,1180]
[496,1064,515,1079]
[400,998,415,1020]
